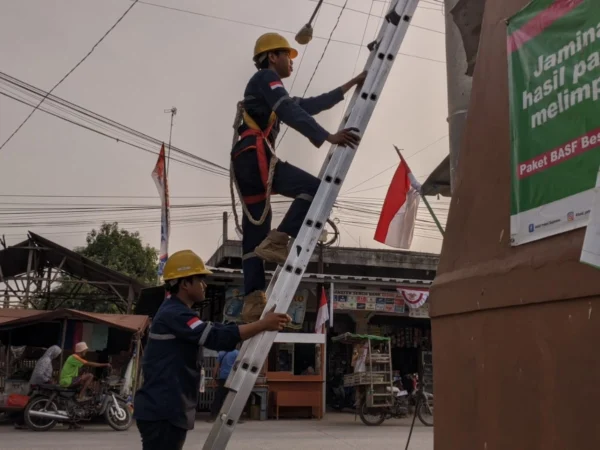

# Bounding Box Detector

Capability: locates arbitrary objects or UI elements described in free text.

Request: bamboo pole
[394,145,445,236]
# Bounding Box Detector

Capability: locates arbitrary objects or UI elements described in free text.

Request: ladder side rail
[224,0,418,403]
[224,17,403,392]
[205,1,420,447]
[225,0,409,387]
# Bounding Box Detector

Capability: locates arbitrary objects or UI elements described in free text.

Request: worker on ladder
[232,32,365,323]
[134,250,290,450]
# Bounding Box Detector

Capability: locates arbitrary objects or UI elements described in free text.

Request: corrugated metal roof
[0,232,147,300]
[0,308,41,325]
[0,308,149,333]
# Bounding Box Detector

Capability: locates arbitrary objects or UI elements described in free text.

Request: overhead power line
[276,1,349,149]
[0,0,140,151]
[307,0,445,33]
[135,1,446,64]
[343,135,449,194]
[0,71,228,177]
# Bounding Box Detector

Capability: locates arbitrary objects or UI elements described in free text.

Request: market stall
[0,308,149,410]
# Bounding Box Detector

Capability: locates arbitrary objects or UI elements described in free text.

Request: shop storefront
[198,268,433,418]
[328,287,433,395]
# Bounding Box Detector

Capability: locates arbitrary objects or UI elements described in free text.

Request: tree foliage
[39,223,158,313]
[78,222,158,285]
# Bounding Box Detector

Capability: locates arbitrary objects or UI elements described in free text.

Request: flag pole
[394,146,445,237]
[164,107,177,176]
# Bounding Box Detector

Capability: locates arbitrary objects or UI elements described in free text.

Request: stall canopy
[0,232,147,311]
[0,308,149,334]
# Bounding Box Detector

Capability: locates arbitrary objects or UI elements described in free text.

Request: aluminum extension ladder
[204,0,420,447]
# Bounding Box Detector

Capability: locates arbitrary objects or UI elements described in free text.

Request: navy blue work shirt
[233,69,345,154]
[134,296,241,430]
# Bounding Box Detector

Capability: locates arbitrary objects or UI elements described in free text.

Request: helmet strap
[256,53,269,65]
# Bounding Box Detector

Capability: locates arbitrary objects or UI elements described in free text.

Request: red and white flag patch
[269,81,284,90]
[187,317,203,330]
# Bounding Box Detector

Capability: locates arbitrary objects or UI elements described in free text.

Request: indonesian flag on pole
[374,155,421,249]
[315,287,329,334]
[152,144,171,277]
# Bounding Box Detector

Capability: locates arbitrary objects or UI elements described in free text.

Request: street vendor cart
[332,333,394,426]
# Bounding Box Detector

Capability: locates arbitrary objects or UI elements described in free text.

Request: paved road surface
[0,413,433,450]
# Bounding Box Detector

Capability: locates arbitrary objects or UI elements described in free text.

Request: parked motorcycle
[23,374,132,432]
[327,369,356,411]
[358,373,434,427]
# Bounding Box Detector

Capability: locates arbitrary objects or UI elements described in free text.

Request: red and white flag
[374,155,421,249]
[315,287,329,334]
[152,144,171,277]
[397,287,429,309]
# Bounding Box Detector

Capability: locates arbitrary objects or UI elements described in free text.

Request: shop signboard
[408,302,430,319]
[333,290,406,314]
[508,0,600,245]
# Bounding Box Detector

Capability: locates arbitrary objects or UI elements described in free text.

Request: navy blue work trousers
[232,148,320,295]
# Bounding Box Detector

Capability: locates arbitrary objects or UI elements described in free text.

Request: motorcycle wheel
[105,399,132,431]
[417,396,434,427]
[24,397,58,432]
[358,398,385,426]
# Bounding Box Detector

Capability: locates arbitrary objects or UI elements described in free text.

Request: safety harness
[229,102,280,231]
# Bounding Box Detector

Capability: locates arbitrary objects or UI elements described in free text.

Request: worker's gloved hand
[341,71,367,93]
[327,128,361,149]
[261,311,291,331]
[352,71,367,87]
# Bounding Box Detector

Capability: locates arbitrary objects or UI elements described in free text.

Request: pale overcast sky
[0,0,449,260]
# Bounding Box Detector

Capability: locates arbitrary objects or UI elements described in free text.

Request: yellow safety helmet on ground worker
[162,250,212,281]
[253,33,298,61]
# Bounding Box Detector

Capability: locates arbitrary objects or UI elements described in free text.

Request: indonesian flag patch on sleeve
[269,81,284,90]
[187,317,202,330]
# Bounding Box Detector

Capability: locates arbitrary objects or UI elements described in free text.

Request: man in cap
[134,250,290,450]
[60,341,111,402]
[231,32,366,323]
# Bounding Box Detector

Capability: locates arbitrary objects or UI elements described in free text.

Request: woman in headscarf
[30,345,62,385]
[11,346,62,430]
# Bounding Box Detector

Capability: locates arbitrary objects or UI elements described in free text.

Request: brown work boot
[241,291,267,323]
[254,230,290,266]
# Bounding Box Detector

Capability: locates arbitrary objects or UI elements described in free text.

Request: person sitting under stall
[30,345,62,386]
[59,341,111,402]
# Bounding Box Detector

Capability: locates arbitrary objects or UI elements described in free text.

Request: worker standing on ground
[232,33,366,323]
[134,250,290,450]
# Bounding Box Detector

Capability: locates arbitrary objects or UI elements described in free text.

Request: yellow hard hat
[163,250,212,281]
[253,33,298,61]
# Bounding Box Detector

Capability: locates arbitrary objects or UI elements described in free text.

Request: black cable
[0,91,227,177]
[136,1,446,63]
[307,0,445,33]
[0,72,228,174]
[342,135,449,194]
[404,396,421,450]
[276,0,348,149]
[0,1,140,151]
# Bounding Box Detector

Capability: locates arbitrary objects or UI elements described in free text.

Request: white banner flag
[397,287,429,309]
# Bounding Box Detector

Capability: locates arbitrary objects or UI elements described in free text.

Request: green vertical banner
[508,0,600,245]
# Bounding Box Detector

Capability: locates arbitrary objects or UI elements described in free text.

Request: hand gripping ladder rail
[204,1,420,448]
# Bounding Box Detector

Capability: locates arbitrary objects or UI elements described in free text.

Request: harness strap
[229,103,279,230]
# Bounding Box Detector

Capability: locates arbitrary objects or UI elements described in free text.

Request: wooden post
[58,319,68,369]
[393,145,445,236]
[6,331,12,378]
[126,285,135,314]
[132,335,143,396]
[222,211,228,242]
[23,248,33,308]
